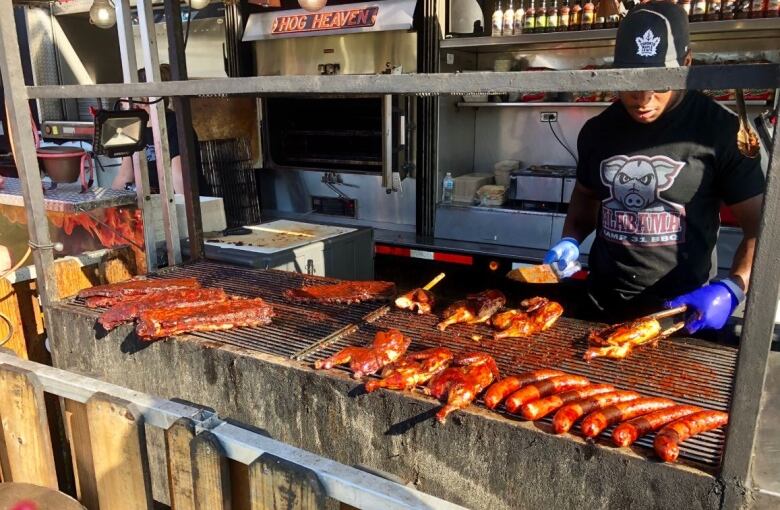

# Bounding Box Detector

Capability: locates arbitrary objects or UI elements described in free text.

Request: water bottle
[442,172,454,204]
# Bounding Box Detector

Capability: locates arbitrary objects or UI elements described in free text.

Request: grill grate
[69,261,389,359]
[301,309,736,469]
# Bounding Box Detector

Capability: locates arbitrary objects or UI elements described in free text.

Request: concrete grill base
[48,304,723,510]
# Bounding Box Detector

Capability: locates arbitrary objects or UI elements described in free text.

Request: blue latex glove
[543,237,580,271]
[665,279,745,333]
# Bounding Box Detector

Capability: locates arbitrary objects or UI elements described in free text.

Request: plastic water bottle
[442,172,454,204]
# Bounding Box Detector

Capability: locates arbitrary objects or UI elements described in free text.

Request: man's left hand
[665,279,745,333]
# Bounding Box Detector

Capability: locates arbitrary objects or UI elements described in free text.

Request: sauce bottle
[582,0,594,29]
[750,0,766,17]
[536,0,548,32]
[559,0,571,31]
[679,0,693,15]
[735,0,751,17]
[691,0,708,20]
[569,0,582,29]
[504,0,516,35]
[514,0,526,33]
[768,0,779,16]
[705,0,722,19]
[547,0,559,31]
[492,0,504,36]
[722,0,737,17]
[525,0,537,32]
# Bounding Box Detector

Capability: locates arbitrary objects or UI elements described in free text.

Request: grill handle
[382,94,393,192]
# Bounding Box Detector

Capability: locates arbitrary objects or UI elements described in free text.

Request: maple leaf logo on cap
[635,29,661,58]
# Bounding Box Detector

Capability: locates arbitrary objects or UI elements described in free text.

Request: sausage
[504,375,591,414]
[654,410,728,462]
[580,397,676,438]
[612,405,702,447]
[521,384,615,421]
[553,391,640,434]
[483,369,563,410]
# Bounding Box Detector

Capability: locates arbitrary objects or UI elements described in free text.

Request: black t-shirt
[577,91,765,312]
[143,110,208,195]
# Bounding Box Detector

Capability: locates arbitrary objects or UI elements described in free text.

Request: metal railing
[0,349,465,510]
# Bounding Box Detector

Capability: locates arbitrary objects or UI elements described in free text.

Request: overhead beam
[25,64,780,98]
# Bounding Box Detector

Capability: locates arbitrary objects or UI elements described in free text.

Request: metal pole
[720,104,780,507]
[164,0,203,261]
[0,0,60,312]
[137,0,182,266]
[115,0,157,272]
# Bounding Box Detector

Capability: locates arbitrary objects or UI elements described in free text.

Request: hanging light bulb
[189,0,211,10]
[89,0,116,29]
[298,0,327,12]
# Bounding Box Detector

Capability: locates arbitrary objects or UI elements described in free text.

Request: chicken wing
[364,347,454,392]
[426,352,500,424]
[314,329,411,378]
[584,317,665,361]
[493,297,563,339]
[395,288,435,315]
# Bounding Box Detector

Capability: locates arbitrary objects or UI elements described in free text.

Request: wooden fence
[0,350,464,510]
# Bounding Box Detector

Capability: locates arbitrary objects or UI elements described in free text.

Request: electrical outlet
[540,112,558,122]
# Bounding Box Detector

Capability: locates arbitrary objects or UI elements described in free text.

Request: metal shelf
[0,178,136,213]
[456,100,770,108]
[442,17,780,50]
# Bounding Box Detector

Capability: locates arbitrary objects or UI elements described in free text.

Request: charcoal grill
[301,309,736,470]
[67,260,390,359]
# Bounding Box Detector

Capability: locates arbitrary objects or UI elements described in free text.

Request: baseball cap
[613,2,690,69]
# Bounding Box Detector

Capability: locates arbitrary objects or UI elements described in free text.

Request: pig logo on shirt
[599,155,686,246]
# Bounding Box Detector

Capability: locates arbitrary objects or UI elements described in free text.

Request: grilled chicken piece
[493,297,563,339]
[283,281,396,304]
[314,329,411,379]
[395,288,435,315]
[426,352,500,424]
[584,317,663,361]
[364,347,454,392]
[436,290,506,331]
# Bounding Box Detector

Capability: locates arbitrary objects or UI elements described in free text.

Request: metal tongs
[641,305,688,339]
[735,89,761,159]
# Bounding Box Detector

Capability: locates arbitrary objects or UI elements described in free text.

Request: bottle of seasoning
[722,0,737,18]
[504,0,516,35]
[570,0,582,29]
[705,0,722,19]
[691,0,708,20]
[536,0,548,32]
[514,0,526,33]
[525,0,537,32]
[582,0,594,29]
[735,0,751,17]
[559,0,571,31]
[750,0,766,17]
[547,0,559,31]
[492,0,504,36]
[679,0,693,15]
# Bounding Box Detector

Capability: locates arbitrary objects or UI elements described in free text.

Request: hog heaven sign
[271,6,379,35]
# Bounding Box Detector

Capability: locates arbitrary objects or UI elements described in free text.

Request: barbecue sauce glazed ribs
[80,277,201,308]
[99,288,228,331]
[283,280,396,304]
[135,297,274,340]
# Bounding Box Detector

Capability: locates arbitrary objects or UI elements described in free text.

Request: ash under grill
[69,261,389,359]
[301,309,737,469]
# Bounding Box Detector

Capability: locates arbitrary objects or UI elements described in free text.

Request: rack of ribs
[99,288,228,331]
[79,278,201,308]
[437,289,506,331]
[135,297,274,340]
[283,280,396,305]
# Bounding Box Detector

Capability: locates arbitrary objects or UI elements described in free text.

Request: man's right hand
[544,237,580,271]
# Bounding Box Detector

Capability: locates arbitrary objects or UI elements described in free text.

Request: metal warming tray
[509,165,577,204]
[189,220,375,280]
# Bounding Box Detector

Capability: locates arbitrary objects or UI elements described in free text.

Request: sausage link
[580,397,676,438]
[483,369,563,410]
[654,410,728,462]
[521,384,615,421]
[552,391,640,434]
[612,405,701,447]
[504,375,590,414]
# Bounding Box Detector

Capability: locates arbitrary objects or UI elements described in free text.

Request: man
[111,64,207,196]
[544,1,764,333]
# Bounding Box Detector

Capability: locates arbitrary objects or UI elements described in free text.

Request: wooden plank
[64,399,100,510]
[54,259,97,300]
[191,430,230,510]
[248,453,335,510]
[0,278,27,359]
[0,363,58,488]
[99,256,135,285]
[229,460,251,510]
[85,392,153,510]
[12,280,47,364]
[165,417,197,510]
